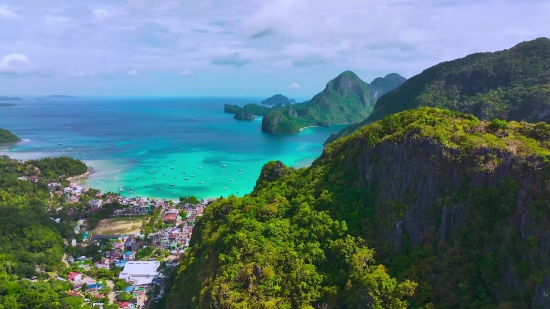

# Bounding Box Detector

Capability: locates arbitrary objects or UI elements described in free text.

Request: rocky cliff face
[233,112,255,120]
[369,73,408,100]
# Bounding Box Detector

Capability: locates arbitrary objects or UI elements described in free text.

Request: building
[89,199,103,212]
[163,213,177,222]
[87,283,102,291]
[67,272,82,282]
[118,261,160,286]
[123,251,135,261]
[82,231,90,242]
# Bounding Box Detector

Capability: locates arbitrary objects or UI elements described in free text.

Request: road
[106,280,115,303]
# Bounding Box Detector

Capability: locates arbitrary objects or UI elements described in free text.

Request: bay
[0,97,346,199]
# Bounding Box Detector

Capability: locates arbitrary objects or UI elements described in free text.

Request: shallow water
[0,97,346,199]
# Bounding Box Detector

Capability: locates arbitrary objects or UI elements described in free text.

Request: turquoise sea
[0,97,346,199]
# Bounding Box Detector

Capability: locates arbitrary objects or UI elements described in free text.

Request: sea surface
[0,97,347,199]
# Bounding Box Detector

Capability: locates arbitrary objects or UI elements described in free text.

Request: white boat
[191,175,195,177]
[199,182,204,184]
[171,167,174,169]
[135,177,138,179]
[118,187,124,192]
[199,167,203,169]
[230,179,233,181]
[184,178,189,180]
[222,164,227,167]
[239,169,243,171]
[170,184,174,186]
[224,187,227,190]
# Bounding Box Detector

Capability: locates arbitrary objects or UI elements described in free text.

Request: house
[163,213,177,222]
[28,176,38,183]
[125,236,134,249]
[82,231,90,242]
[131,243,139,252]
[118,261,160,285]
[67,256,75,264]
[118,302,131,309]
[123,251,134,261]
[115,260,127,268]
[196,207,204,216]
[87,283,102,291]
[89,199,103,212]
[67,272,82,282]
[71,239,77,246]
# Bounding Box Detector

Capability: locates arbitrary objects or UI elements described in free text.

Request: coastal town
[44,178,213,309]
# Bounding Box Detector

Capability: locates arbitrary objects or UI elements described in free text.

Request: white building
[118,261,161,286]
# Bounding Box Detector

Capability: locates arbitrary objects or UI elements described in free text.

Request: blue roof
[88,283,101,289]
[124,286,135,292]
[124,251,133,255]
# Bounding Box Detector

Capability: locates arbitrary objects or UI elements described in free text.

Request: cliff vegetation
[168,107,550,309]
[328,37,550,143]
[0,128,20,144]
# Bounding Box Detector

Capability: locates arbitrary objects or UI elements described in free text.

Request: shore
[67,169,94,182]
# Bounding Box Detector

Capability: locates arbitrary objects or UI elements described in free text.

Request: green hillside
[327,37,550,143]
[262,71,372,134]
[167,107,550,308]
[0,128,20,144]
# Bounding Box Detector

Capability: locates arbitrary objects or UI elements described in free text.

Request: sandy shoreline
[67,169,94,182]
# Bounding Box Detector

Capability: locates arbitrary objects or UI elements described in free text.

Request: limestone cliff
[168,108,550,308]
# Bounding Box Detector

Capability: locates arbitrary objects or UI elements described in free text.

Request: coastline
[67,169,94,182]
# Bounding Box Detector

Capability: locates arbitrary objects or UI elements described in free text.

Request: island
[224,103,271,116]
[48,95,78,99]
[0,103,17,107]
[261,70,406,134]
[233,112,255,121]
[261,94,295,106]
[0,96,22,101]
[0,128,20,143]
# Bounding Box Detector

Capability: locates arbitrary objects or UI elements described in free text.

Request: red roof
[164,213,177,222]
[196,207,204,215]
[119,302,130,308]
[67,272,80,280]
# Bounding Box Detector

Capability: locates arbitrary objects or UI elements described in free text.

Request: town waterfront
[0,97,346,199]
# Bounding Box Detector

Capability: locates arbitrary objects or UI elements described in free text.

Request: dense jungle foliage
[328,37,550,143]
[168,108,550,309]
[0,128,20,144]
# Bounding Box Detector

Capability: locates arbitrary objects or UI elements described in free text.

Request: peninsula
[0,128,20,143]
[261,71,406,134]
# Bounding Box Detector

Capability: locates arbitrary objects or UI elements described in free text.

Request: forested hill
[326,37,550,143]
[167,107,550,308]
[0,128,20,143]
[261,71,406,134]
[0,156,90,307]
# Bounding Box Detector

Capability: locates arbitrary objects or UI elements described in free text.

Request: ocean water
[0,97,347,199]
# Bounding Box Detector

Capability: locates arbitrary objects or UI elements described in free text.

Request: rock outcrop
[233,112,255,121]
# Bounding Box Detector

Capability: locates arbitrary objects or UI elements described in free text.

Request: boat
[135,177,138,179]
[129,188,133,191]
[150,172,153,174]
[224,187,227,190]
[191,175,195,177]
[230,179,233,181]
[118,187,124,192]
[144,185,147,187]
[58,143,63,145]
[184,178,189,180]
[153,180,156,183]
[157,187,162,190]
[170,184,174,186]
[208,178,210,180]
[163,174,166,176]
[222,164,227,167]
[199,182,204,184]
[239,169,243,171]
[174,176,177,179]
[182,172,186,174]
[171,167,174,169]
[199,167,203,169]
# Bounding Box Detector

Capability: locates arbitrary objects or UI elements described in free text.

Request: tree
[117,292,132,301]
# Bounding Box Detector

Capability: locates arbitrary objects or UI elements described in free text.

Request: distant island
[0,128,20,144]
[261,94,295,106]
[48,95,78,99]
[0,96,22,101]
[261,71,407,134]
[234,112,255,121]
[224,103,271,116]
[0,103,17,107]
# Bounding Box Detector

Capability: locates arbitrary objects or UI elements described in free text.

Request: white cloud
[69,71,96,77]
[0,53,35,75]
[289,83,300,89]
[93,9,108,19]
[0,5,17,18]
[180,70,191,76]
[128,70,138,75]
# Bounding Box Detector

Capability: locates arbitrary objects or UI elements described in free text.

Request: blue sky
[0,0,548,97]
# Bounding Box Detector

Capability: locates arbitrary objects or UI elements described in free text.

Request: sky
[0,0,548,97]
